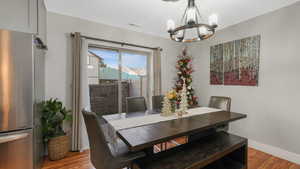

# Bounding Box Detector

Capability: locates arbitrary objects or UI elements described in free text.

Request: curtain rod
[71,33,163,51]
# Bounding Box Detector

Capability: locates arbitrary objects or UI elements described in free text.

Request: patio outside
[87,49,148,114]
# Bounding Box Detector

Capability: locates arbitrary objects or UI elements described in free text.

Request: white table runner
[108,107,221,131]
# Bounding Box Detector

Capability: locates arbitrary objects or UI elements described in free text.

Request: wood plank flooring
[42,140,300,169]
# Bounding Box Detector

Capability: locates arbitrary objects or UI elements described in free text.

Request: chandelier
[166,0,218,42]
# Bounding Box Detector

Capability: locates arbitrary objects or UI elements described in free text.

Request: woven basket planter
[48,135,69,161]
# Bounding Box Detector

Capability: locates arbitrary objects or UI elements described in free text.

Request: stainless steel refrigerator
[0,29,45,169]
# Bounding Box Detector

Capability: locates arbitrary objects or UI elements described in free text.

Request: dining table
[102,107,247,153]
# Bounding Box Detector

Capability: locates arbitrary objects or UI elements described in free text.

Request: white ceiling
[45,0,300,38]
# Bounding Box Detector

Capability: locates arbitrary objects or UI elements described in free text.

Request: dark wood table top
[103,109,247,152]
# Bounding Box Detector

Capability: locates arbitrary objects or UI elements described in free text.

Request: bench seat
[134,132,247,169]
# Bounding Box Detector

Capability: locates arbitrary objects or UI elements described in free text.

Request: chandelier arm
[182,24,187,40]
[182,13,188,39]
[195,14,201,38]
[184,11,188,25]
[195,5,204,21]
[180,6,189,24]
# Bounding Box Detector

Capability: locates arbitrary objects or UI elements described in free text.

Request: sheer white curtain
[71,32,90,151]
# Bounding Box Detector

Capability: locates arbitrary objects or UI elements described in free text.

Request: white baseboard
[248,139,300,165]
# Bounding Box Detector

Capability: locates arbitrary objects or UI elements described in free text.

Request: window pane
[87,48,149,114]
[87,48,120,114]
[121,52,148,100]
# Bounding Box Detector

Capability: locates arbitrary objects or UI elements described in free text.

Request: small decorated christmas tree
[179,80,189,113]
[161,96,173,116]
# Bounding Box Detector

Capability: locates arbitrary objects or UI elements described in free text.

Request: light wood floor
[42,141,300,169]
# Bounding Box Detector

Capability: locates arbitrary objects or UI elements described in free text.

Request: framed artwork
[223,41,237,85]
[210,35,260,86]
[210,44,223,85]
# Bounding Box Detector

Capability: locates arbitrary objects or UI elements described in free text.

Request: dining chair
[188,96,232,142]
[152,95,164,111]
[82,109,145,169]
[126,96,147,113]
[209,96,231,112]
[209,96,231,132]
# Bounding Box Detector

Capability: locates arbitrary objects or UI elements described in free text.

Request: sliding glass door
[87,46,149,114]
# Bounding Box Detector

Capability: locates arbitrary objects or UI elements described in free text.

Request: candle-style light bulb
[177,30,183,37]
[209,14,218,26]
[167,19,175,32]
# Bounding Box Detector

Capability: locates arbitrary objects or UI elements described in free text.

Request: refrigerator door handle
[0,133,29,144]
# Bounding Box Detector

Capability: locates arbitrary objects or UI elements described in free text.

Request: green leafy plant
[41,98,72,142]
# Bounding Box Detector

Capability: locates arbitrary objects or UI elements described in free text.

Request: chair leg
[125,163,133,169]
[130,162,134,169]
[130,163,140,169]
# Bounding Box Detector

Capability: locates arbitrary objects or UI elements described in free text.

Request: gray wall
[46,12,182,149]
[46,12,182,108]
[190,2,300,157]
[46,3,300,162]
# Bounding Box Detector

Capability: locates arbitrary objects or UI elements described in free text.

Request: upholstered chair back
[82,110,113,169]
[209,96,231,112]
[126,96,147,113]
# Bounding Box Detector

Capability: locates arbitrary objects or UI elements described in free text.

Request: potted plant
[41,98,72,161]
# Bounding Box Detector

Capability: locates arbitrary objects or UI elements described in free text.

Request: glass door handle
[0,133,29,144]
